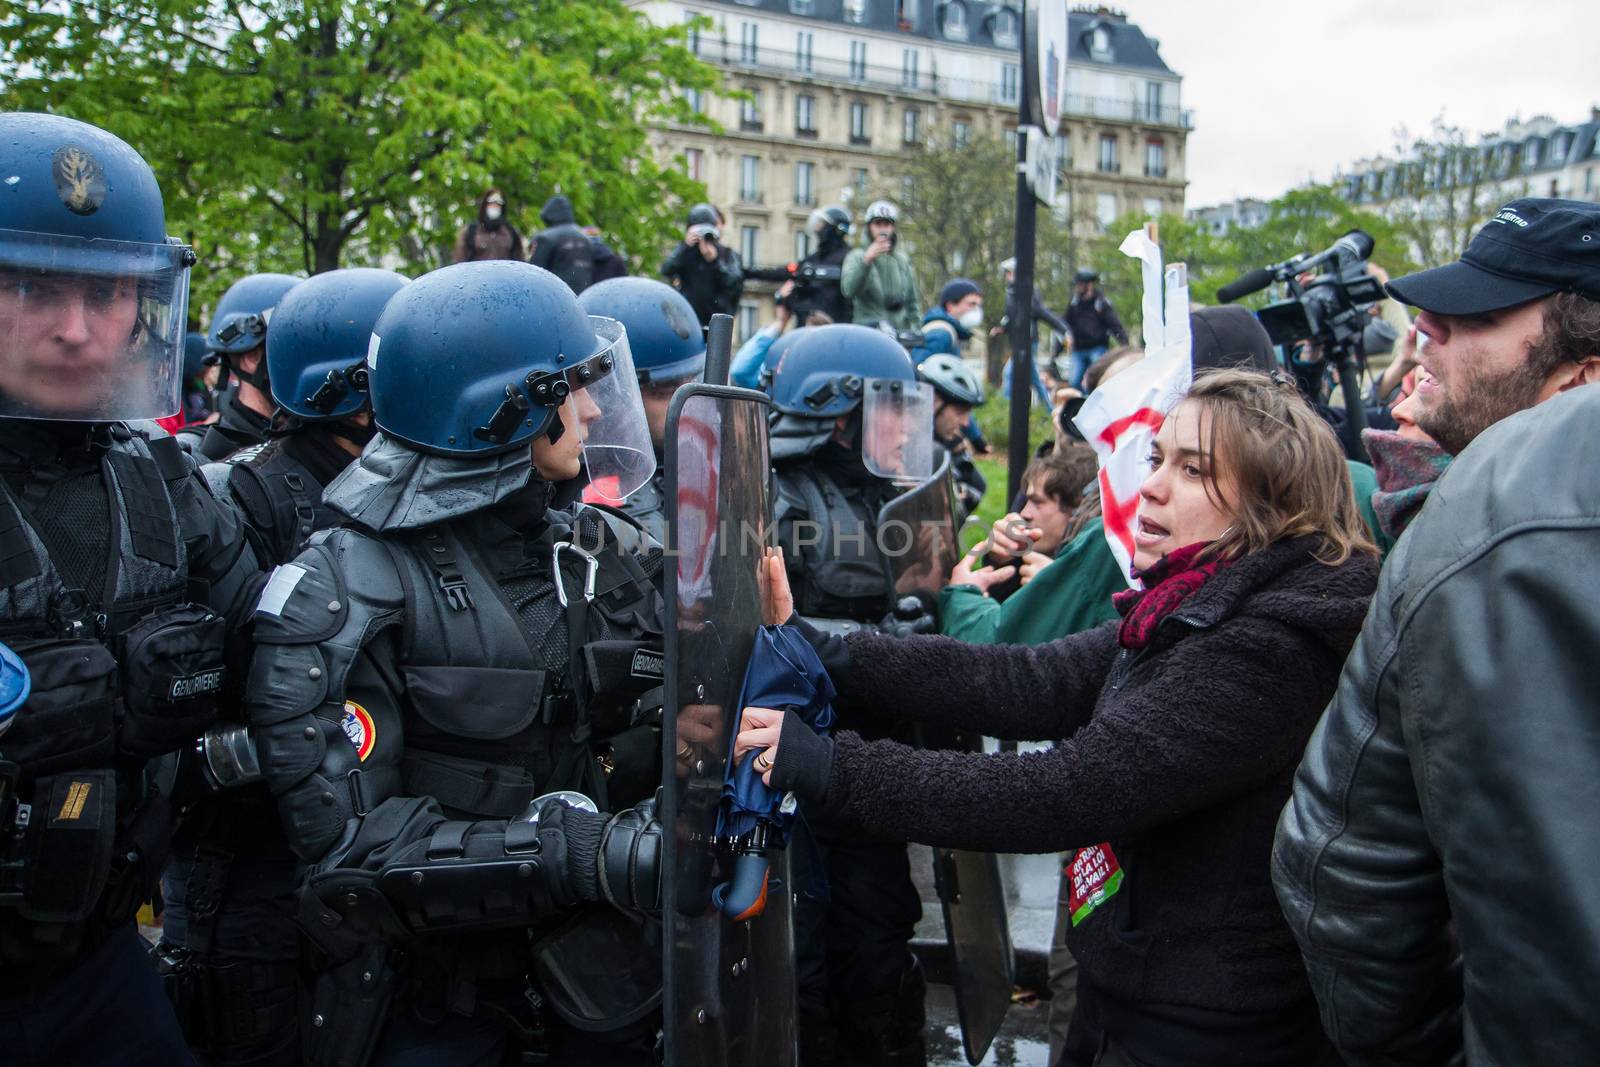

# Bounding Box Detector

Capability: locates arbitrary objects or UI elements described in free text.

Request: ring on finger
[754,750,774,772]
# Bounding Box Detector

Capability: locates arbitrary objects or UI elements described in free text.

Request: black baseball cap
[1190,305,1277,375]
[1385,198,1600,315]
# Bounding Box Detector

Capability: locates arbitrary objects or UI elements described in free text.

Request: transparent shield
[662,387,795,1067]
[576,316,656,504]
[0,228,190,421]
[876,453,961,601]
[861,377,935,483]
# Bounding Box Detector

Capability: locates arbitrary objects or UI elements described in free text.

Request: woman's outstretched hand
[734,706,785,786]
[761,546,793,626]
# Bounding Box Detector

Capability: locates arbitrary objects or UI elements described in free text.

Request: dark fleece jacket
[797,536,1377,1017]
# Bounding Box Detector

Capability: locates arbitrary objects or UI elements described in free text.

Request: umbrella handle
[712,852,770,921]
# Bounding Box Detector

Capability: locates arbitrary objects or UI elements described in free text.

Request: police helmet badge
[51,144,108,216]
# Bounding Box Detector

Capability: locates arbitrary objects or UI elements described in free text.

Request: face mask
[958,307,983,330]
[484,204,504,222]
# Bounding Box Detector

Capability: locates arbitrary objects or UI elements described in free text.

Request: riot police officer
[241,260,666,1066]
[156,267,408,1066]
[786,205,854,326]
[765,323,936,1066]
[180,271,301,460]
[202,267,408,564]
[0,112,262,1064]
[916,354,988,521]
[576,276,706,544]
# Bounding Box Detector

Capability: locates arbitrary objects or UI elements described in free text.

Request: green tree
[1382,117,1528,268]
[1080,186,1418,343]
[1,0,721,309]
[876,131,1085,383]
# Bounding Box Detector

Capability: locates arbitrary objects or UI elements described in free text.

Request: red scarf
[1112,542,1231,649]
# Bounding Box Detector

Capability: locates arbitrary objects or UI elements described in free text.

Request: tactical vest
[178,395,270,462]
[0,429,228,961]
[775,466,893,623]
[205,438,343,566]
[381,507,662,820]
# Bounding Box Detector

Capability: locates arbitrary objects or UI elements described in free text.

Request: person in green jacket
[841,200,920,332]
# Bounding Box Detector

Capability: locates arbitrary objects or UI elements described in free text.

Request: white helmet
[865,200,898,224]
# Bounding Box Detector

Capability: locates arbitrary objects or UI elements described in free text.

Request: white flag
[1072,228,1193,586]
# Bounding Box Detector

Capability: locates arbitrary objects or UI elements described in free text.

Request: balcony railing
[699,44,1194,127]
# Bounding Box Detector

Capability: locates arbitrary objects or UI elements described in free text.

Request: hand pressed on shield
[761,546,794,626]
[949,541,1016,595]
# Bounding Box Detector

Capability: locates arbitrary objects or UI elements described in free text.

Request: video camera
[1218,230,1383,357]
[745,261,843,311]
[1218,230,1384,462]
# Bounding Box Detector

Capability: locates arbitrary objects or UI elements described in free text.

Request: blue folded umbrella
[710,624,835,918]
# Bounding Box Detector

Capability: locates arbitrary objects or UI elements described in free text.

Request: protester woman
[737,369,1378,1066]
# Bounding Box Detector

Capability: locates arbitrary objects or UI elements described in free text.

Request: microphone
[1217,268,1275,304]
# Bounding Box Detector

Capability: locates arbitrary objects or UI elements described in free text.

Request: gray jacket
[1273,383,1600,1066]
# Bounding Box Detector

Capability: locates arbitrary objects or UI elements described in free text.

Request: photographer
[661,202,744,327]
[785,204,853,325]
[841,200,920,332]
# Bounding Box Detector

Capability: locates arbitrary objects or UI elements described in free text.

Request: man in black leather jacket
[1273,197,1600,1065]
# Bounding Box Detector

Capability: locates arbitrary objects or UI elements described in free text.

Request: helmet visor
[0,227,190,422]
[573,317,655,505]
[861,378,935,483]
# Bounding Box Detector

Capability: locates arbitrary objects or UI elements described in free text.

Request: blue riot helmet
[205,272,301,390]
[577,277,706,386]
[0,113,195,422]
[767,323,935,481]
[757,326,814,392]
[183,331,210,383]
[369,261,655,498]
[267,268,408,422]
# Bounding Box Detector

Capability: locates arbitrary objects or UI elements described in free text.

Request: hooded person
[911,278,984,364]
[529,194,597,294]
[239,260,668,1065]
[452,187,525,263]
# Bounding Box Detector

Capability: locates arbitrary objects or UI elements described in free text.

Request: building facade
[629,0,1190,336]
[1187,196,1269,235]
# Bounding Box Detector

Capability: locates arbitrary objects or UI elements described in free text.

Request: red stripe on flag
[1099,468,1139,560]
[1097,407,1165,450]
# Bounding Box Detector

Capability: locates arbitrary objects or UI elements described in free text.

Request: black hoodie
[529,195,595,293]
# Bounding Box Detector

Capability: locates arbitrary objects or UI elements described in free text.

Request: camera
[1222,230,1383,357]
[1219,230,1384,462]
[688,223,721,244]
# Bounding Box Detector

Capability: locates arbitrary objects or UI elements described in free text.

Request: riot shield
[661,384,796,1067]
[879,453,1015,1064]
[875,450,961,602]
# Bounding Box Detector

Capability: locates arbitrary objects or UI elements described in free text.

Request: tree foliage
[1077,186,1420,345]
[1,0,722,310]
[1381,117,1530,269]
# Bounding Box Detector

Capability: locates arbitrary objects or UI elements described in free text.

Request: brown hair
[1182,369,1376,566]
[1023,443,1102,540]
[1526,292,1600,381]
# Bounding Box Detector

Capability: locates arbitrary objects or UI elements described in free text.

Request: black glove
[595,794,663,914]
[878,594,937,639]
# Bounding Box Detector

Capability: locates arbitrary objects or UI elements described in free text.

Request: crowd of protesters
[8,104,1600,1067]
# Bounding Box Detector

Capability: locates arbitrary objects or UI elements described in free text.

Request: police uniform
[180,386,274,461]
[160,268,408,1065]
[0,113,263,1065]
[243,261,666,1066]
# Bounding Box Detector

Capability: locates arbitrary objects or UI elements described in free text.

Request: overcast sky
[1128,0,1600,208]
